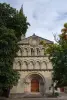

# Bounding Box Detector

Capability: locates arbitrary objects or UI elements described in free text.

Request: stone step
[23,94,45,98]
[3,93,67,100]
[9,93,46,99]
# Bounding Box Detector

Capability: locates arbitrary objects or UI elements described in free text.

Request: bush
[54,92,59,97]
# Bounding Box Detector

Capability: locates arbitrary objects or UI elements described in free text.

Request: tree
[0,3,29,97]
[0,3,30,40]
[45,23,67,89]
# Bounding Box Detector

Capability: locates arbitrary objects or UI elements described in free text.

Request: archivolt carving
[29,59,35,63]
[13,58,48,70]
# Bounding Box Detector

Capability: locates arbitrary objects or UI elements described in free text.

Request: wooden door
[31,79,39,92]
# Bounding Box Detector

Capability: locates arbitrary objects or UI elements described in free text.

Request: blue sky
[0,0,67,41]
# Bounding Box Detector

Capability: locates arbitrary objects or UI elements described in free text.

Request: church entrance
[31,79,39,92]
[24,73,45,94]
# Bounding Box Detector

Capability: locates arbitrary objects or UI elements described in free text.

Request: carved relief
[29,37,39,46]
[13,59,50,70]
[13,34,53,71]
[11,34,53,94]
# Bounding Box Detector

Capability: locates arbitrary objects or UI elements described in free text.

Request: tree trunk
[2,88,10,98]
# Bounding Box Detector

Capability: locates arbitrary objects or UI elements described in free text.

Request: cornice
[14,69,52,71]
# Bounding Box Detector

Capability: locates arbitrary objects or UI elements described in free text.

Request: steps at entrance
[10,93,45,99]
[23,93,45,98]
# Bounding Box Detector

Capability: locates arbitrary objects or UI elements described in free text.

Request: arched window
[31,48,35,56]
[23,48,28,56]
[37,48,40,56]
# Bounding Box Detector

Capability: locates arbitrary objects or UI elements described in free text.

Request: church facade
[11,34,53,94]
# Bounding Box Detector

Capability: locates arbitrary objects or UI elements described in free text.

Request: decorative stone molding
[13,59,51,70]
[16,45,45,57]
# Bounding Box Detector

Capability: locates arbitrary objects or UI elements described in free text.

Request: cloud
[0,0,67,41]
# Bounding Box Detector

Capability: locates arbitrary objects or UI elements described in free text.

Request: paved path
[4,98,67,100]
[0,97,67,100]
[0,93,67,100]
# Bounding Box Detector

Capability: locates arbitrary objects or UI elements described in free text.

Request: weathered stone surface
[11,34,53,94]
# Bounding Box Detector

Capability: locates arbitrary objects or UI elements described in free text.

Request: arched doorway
[31,79,39,92]
[24,73,45,94]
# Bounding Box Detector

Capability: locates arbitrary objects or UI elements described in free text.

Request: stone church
[11,34,53,95]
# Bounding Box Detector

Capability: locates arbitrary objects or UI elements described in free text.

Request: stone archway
[24,73,46,94]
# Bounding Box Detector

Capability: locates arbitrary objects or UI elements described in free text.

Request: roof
[18,34,53,44]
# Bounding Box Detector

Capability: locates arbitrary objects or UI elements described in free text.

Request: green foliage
[7,7,30,40]
[44,23,67,88]
[0,3,29,97]
[0,3,30,40]
[0,26,20,95]
[0,3,17,27]
[54,92,59,97]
